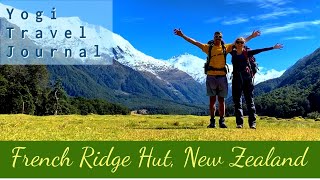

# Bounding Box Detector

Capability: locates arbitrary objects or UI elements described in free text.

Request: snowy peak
[169,53,202,66]
[0,2,173,75]
[168,53,206,83]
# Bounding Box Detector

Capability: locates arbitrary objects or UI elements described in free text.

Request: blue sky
[113,0,320,71]
[2,0,320,71]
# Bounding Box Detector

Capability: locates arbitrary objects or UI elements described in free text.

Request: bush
[307,111,320,120]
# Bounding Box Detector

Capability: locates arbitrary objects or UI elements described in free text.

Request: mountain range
[1,2,305,116]
[0,3,211,114]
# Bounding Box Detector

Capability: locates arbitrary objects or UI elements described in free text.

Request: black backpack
[244,47,259,78]
[231,46,259,78]
[204,40,228,74]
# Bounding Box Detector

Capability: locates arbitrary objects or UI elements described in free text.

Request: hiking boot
[236,124,243,129]
[250,122,256,129]
[219,118,228,128]
[207,123,216,128]
[207,118,216,128]
[250,125,256,129]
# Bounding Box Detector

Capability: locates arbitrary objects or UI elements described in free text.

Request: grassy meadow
[0,114,319,141]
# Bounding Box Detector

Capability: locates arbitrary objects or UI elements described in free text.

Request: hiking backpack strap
[208,43,213,64]
[222,43,227,63]
[221,43,229,73]
[243,47,251,74]
[204,43,214,74]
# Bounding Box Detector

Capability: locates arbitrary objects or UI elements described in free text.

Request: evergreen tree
[25,65,49,115]
[46,78,71,115]
[308,81,320,112]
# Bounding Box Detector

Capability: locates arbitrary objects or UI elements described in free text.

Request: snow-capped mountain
[254,68,285,85]
[168,53,207,83]
[0,3,174,78]
[0,2,210,109]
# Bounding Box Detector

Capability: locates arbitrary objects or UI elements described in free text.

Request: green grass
[0,114,319,141]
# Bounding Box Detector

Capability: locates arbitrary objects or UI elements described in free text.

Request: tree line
[0,65,129,115]
[225,82,320,119]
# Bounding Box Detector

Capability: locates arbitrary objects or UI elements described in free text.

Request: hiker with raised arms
[231,37,283,129]
[174,29,261,128]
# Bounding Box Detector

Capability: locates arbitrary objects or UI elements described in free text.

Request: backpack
[204,40,229,75]
[231,46,259,78]
[243,47,259,78]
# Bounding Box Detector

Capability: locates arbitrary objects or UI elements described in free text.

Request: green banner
[0,141,318,178]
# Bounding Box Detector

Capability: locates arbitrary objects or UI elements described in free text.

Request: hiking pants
[232,74,256,126]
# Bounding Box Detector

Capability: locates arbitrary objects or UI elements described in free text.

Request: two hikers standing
[174,29,283,129]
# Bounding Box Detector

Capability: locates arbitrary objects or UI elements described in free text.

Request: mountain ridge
[254,47,320,117]
[0,17,208,114]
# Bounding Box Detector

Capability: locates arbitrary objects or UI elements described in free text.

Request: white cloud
[226,0,291,9]
[204,17,223,24]
[254,8,311,20]
[243,20,320,35]
[204,16,249,25]
[222,17,249,25]
[283,36,315,41]
[263,20,320,34]
[256,0,291,9]
[205,7,310,26]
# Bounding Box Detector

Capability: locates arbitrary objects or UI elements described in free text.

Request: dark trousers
[232,74,256,126]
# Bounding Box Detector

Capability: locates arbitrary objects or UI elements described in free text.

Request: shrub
[307,111,320,120]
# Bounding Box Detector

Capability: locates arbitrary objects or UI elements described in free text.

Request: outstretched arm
[174,28,203,49]
[244,30,261,43]
[248,43,284,56]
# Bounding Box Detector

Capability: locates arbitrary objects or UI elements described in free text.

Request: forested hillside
[254,48,320,117]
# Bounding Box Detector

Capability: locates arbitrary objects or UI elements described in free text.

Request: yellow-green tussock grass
[0,114,319,141]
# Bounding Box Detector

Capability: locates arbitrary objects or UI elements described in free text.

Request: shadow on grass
[133,126,203,130]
